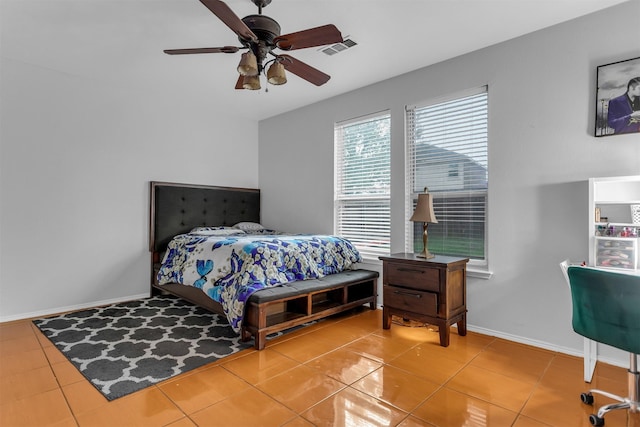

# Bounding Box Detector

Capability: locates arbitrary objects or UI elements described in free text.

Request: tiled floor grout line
[155,383,197,427]
[418,337,499,424]
[511,352,560,426]
[32,321,82,426]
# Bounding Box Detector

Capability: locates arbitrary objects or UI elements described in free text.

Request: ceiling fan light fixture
[237,51,258,76]
[242,75,261,90]
[165,0,343,90]
[267,61,287,85]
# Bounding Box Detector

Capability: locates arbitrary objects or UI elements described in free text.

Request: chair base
[581,353,639,426]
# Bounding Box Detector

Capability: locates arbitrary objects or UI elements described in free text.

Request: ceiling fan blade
[199,0,257,42]
[164,46,240,55]
[278,54,330,86]
[274,24,343,51]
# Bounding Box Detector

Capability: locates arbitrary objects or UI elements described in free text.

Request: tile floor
[1,307,639,426]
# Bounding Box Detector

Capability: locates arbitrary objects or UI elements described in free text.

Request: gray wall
[259,1,640,365]
[0,59,259,320]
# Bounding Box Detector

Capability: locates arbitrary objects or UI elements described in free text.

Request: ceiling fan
[164,0,345,90]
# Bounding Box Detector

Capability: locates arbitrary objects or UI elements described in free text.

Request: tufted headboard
[149,181,260,253]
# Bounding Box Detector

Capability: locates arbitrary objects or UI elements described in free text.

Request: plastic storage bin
[594,237,639,270]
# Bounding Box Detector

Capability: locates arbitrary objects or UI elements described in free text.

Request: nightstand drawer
[386,264,440,292]
[384,285,438,316]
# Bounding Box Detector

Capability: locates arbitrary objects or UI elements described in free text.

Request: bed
[149,181,378,349]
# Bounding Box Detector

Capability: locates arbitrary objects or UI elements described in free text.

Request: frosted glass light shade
[242,75,261,90]
[237,51,258,76]
[267,62,287,85]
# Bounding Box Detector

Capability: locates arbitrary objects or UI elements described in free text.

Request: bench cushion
[248,269,379,304]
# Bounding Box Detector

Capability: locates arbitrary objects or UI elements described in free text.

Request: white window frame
[405,86,489,270]
[334,111,391,260]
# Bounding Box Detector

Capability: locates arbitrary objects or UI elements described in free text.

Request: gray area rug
[34,295,263,400]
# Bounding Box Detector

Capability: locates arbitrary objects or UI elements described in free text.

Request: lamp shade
[242,75,261,90]
[237,51,258,76]
[267,61,287,85]
[410,193,438,223]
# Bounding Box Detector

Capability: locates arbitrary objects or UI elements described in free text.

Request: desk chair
[560,261,640,426]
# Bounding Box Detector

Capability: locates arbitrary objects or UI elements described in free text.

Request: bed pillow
[189,226,245,236]
[251,228,283,235]
[233,222,265,232]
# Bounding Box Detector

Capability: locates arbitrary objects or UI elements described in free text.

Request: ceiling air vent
[321,38,357,56]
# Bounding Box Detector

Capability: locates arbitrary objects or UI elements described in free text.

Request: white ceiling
[1,0,629,121]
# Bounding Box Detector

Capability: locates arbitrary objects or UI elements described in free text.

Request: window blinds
[406,88,488,261]
[335,112,391,258]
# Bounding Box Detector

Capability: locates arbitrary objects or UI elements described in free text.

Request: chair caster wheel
[581,392,594,405]
[589,414,604,426]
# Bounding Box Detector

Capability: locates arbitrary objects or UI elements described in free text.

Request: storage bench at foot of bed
[241,269,379,350]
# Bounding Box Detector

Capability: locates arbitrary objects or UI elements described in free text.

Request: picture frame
[594,57,640,137]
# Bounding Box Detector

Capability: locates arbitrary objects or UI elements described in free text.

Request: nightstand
[379,253,469,347]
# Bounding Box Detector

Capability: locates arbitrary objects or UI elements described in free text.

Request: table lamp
[410,188,438,258]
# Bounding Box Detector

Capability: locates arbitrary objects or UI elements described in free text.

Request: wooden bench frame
[153,267,379,350]
[241,271,378,349]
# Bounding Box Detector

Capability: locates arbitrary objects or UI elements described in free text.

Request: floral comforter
[156,231,362,332]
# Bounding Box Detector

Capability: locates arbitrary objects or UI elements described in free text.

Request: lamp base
[416,250,435,259]
[415,222,435,259]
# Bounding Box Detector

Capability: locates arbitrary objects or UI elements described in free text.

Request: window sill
[467,268,493,280]
[358,256,383,266]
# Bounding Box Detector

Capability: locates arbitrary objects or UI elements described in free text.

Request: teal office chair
[562,263,640,426]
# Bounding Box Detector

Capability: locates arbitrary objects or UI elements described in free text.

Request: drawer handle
[394,290,422,298]
[397,268,425,274]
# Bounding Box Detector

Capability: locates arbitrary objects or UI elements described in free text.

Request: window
[335,112,391,258]
[406,87,488,265]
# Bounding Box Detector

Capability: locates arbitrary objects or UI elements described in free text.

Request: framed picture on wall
[595,57,640,137]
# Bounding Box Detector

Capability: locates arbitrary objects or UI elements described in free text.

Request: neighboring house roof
[414,143,488,191]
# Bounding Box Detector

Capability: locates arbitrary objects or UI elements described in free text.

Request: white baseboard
[0,293,150,323]
[466,324,627,369]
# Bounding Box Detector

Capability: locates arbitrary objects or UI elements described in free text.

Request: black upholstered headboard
[149,181,260,253]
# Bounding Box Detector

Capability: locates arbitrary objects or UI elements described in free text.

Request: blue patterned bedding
[156,230,362,332]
